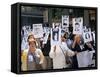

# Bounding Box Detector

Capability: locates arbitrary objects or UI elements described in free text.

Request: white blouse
[49,42,75,69]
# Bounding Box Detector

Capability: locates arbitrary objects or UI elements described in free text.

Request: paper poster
[42,33,49,44]
[77,51,94,67]
[51,23,61,46]
[21,26,31,51]
[62,15,69,32]
[83,28,92,43]
[42,27,51,44]
[32,24,44,38]
[43,27,51,34]
[21,36,29,51]
[22,26,31,36]
[73,17,83,35]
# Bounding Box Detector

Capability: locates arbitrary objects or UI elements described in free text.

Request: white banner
[73,17,83,35]
[32,24,43,38]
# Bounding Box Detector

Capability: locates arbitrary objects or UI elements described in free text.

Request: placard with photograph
[73,17,83,35]
[83,28,92,43]
[51,23,61,46]
[32,24,44,38]
[62,15,69,32]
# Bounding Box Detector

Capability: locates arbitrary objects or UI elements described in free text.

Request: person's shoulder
[22,49,28,56]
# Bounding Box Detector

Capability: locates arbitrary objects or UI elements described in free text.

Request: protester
[41,34,53,69]
[49,35,77,69]
[21,34,45,71]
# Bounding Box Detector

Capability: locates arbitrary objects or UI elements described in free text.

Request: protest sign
[32,24,43,38]
[62,15,69,32]
[51,23,61,46]
[73,17,83,35]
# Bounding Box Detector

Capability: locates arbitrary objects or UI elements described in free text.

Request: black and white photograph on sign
[51,23,61,45]
[32,24,44,38]
[11,3,97,74]
[62,15,69,32]
[83,28,92,43]
[73,17,83,35]
[62,15,69,27]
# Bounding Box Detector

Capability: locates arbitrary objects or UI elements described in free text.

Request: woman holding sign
[49,35,77,69]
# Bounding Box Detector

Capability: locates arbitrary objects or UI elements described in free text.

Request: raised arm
[49,45,56,58]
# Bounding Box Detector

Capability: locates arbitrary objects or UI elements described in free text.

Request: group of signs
[21,15,95,50]
[21,15,95,68]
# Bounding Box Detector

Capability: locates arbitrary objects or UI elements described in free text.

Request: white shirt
[49,42,75,69]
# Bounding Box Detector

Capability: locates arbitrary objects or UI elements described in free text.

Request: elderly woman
[49,35,77,69]
[21,34,45,71]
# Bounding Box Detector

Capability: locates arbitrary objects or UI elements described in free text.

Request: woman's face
[29,38,36,48]
[29,41,36,48]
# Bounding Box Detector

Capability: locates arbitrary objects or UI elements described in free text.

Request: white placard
[51,23,61,46]
[83,28,92,43]
[21,26,31,51]
[62,15,69,27]
[21,37,29,51]
[22,26,31,37]
[32,24,43,38]
[62,15,69,32]
[43,27,51,44]
[43,27,51,34]
[77,50,94,67]
[73,17,83,35]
